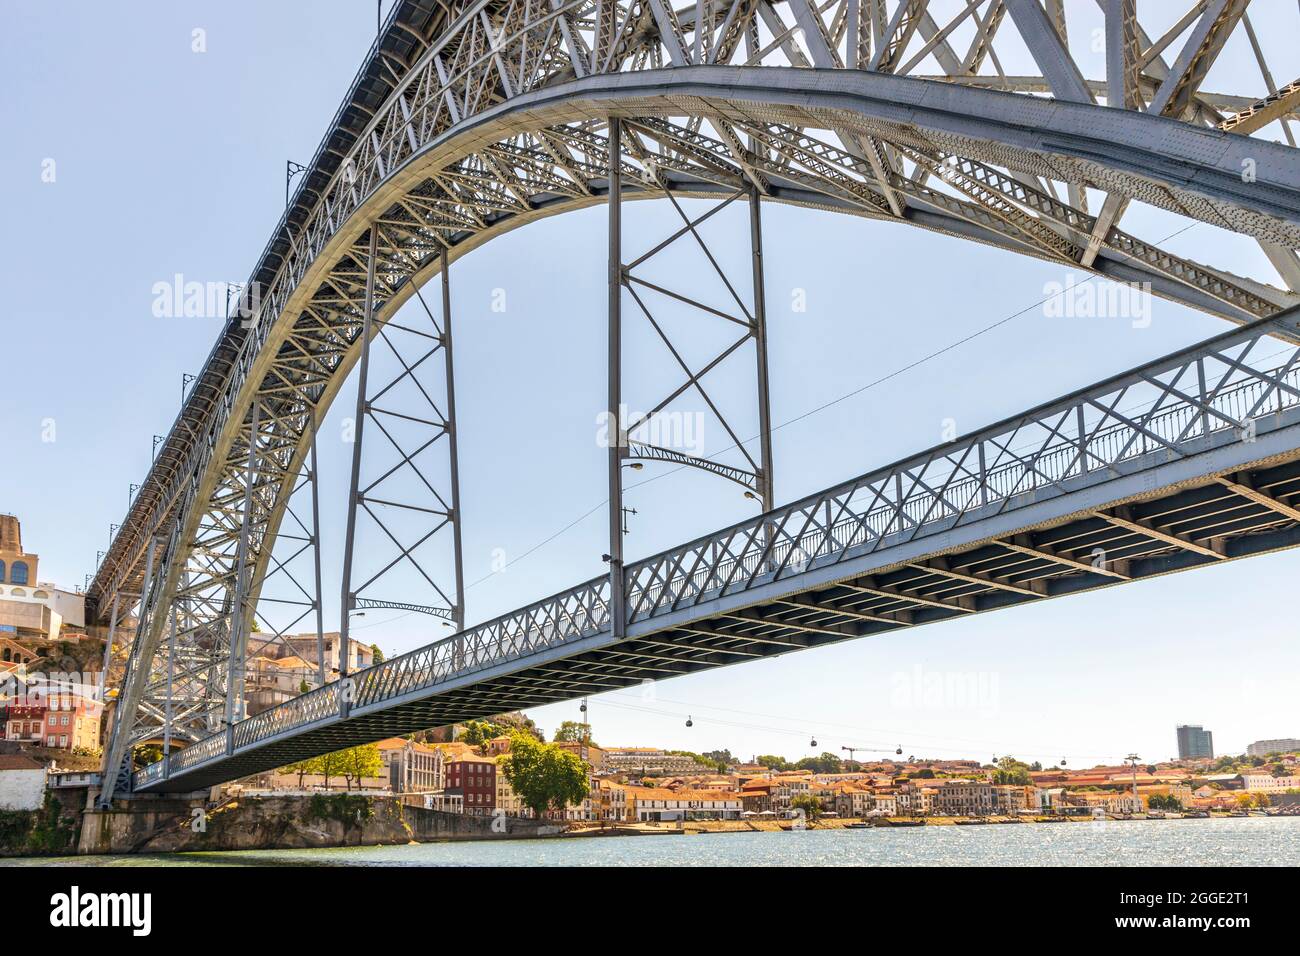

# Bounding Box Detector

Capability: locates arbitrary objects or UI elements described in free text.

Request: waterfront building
[1246,738,1300,757]
[833,784,876,818]
[992,785,1035,814]
[625,787,743,821]
[0,754,47,810]
[2,690,99,751]
[376,737,445,793]
[5,704,46,743]
[1064,790,1140,813]
[1176,724,1214,760]
[42,692,101,751]
[594,778,631,821]
[1238,773,1300,792]
[1035,788,1066,812]
[554,738,606,771]
[418,790,464,813]
[932,780,996,816]
[445,752,496,815]
[495,765,529,817]
[896,782,937,815]
[872,792,897,815]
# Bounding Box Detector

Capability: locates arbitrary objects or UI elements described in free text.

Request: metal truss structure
[137,302,1300,792]
[338,235,466,689]
[92,0,1300,803]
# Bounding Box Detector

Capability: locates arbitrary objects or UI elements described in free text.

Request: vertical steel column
[97,591,120,702]
[224,400,262,746]
[339,226,381,689]
[441,245,466,631]
[163,606,177,765]
[308,412,327,686]
[606,117,626,639]
[749,183,775,512]
[99,535,158,804]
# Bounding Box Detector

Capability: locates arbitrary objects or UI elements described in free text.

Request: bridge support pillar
[603,114,779,633]
[338,216,468,679]
[607,116,627,639]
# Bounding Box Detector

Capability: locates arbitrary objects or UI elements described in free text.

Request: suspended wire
[592,694,1121,764]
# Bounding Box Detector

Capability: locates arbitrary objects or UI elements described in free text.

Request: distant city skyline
[4,3,1298,772]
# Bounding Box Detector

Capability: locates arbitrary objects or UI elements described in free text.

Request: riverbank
[8,815,1298,867]
[12,789,1279,858]
[562,811,1269,838]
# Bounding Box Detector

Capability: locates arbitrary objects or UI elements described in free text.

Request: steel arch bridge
[90,0,1300,802]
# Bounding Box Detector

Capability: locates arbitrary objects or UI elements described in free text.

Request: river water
[8,816,1298,866]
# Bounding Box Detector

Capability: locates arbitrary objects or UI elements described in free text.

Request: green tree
[369,644,385,664]
[132,744,163,769]
[796,752,843,775]
[702,749,735,768]
[338,744,383,790]
[460,714,544,747]
[1147,793,1183,811]
[992,756,1033,785]
[318,749,345,789]
[280,755,320,788]
[460,719,501,748]
[553,720,594,744]
[756,754,792,772]
[666,750,727,773]
[790,793,823,821]
[498,733,589,818]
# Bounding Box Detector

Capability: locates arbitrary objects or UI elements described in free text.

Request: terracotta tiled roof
[0,755,44,771]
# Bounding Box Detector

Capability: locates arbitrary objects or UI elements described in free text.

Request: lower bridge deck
[134,308,1300,793]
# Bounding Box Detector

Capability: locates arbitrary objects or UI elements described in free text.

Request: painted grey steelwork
[136,302,1300,792]
[94,0,1300,803]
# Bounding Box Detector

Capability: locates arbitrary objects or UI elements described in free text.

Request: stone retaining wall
[76,793,560,855]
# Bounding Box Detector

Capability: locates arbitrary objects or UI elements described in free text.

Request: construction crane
[843,744,904,763]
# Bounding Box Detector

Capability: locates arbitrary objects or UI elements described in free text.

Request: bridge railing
[232,681,345,750]
[351,576,612,709]
[142,310,1300,785]
[625,311,1300,619]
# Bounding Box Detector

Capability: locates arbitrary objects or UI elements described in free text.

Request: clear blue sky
[2,2,1297,766]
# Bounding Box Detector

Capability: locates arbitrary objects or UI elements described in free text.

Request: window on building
[10,563,28,586]
[0,560,5,581]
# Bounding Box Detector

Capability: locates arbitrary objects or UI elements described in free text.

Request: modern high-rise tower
[1176,725,1214,760]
